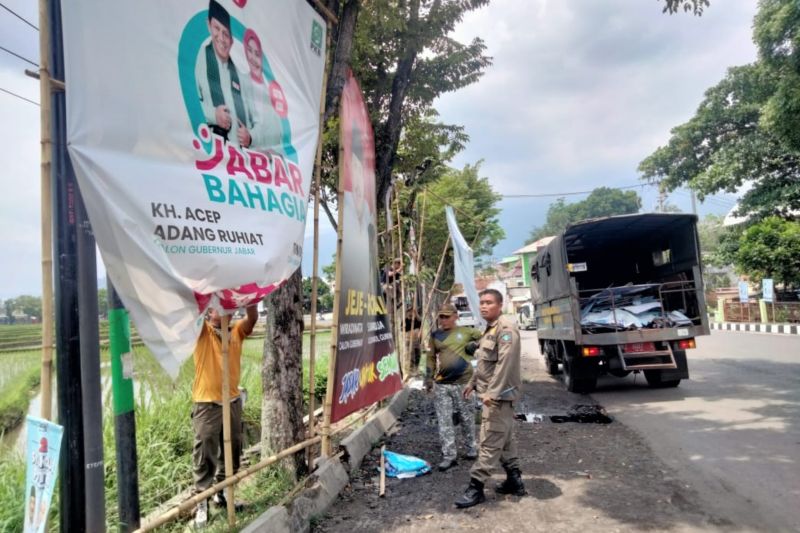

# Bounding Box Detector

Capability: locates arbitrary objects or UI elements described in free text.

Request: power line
[0,2,38,30]
[0,86,38,106]
[499,183,646,198]
[0,44,38,67]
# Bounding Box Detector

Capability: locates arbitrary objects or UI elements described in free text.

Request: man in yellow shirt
[192,304,258,527]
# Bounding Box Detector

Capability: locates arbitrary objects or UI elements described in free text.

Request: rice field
[0,326,331,531]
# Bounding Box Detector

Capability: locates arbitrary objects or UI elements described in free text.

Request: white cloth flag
[445,206,486,330]
[62,0,327,376]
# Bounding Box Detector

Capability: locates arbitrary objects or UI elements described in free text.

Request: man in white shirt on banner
[196,0,252,148]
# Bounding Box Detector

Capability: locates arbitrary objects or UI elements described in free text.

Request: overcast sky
[0,0,758,299]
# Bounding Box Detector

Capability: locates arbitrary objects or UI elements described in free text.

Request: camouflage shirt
[425,326,483,385]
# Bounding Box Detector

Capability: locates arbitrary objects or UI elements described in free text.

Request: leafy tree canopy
[734,216,800,287]
[404,162,504,289]
[661,0,710,15]
[640,0,800,220]
[527,187,642,243]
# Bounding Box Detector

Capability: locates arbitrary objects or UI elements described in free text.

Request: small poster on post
[23,416,63,533]
[762,279,774,303]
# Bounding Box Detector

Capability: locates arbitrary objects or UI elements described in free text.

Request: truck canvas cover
[533,213,700,308]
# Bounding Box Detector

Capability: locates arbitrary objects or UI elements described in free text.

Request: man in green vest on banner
[196,0,253,148]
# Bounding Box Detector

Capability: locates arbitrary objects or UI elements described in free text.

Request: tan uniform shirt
[469,315,521,402]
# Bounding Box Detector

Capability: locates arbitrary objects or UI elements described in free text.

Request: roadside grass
[0,329,332,530]
[0,350,41,435]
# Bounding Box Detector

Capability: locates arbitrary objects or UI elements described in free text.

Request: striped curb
[711,322,800,335]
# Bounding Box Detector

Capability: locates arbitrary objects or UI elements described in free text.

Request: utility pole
[48,0,87,528]
[690,187,698,215]
[108,282,141,531]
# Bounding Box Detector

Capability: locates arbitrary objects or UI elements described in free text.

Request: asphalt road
[524,329,800,532]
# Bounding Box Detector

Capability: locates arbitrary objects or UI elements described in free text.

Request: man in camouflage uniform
[425,303,482,471]
[455,289,525,508]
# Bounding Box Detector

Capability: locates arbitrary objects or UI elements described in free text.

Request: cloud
[0,0,759,297]
[437,0,758,255]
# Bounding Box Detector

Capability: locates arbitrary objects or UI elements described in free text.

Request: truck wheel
[563,356,596,393]
[644,370,681,388]
[546,357,561,376]
[543,342,561,375]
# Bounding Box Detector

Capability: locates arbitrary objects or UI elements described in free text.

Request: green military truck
[532,213,710,393]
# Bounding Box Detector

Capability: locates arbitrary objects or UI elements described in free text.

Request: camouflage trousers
[434,383,477,461]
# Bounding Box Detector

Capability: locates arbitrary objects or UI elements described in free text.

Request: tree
[640,1,800,220]
[302,276,334,313]
[97,288,108,318]
[5,295,43,321]
[317,0,492,228]
[410,162,505,291]
[734,217,800,288]
[661,0,710,15]
[527,187,642,242]
[261,269,306,477]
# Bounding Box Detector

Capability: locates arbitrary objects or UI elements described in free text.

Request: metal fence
[722,301,800,323]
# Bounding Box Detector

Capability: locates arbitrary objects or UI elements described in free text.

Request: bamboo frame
[321,130,346,457]
[38,0,54,421]
[308,23,332,467]
[135,401,377,532]
[220,314,236,527]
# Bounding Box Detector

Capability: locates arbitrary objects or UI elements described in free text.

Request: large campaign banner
[62,1,326,376]
[22,417,63,533]
[329,71,402,423]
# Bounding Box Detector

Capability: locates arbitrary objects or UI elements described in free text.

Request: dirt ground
[314,345,738,533]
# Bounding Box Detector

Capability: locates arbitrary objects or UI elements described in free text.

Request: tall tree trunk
[325,0,360,123]
[375,0,421,203]
[260,268,307,478]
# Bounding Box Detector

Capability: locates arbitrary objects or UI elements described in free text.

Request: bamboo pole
[308,23,331,468]
[422,235,451,330]
[322,130,347,457]
[406,192,427,371]
[394,191,408,377]
[38,0,54,421]
[220,314,236,527]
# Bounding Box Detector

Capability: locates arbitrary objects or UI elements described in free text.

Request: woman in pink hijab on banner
[242,28,285,155]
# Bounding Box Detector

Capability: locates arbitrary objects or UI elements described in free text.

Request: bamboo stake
[220,314,236,527]
[379,444,386,497]
[38,0,54,421]
[322,126,347,457]
[308,23,331,468]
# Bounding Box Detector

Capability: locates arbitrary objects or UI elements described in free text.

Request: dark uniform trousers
[191,399,243,493]
[470,400,519,483]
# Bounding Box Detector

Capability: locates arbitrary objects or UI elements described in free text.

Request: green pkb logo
[310,20,323,56]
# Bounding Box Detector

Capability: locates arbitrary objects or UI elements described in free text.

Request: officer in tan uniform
[455,288,525,508]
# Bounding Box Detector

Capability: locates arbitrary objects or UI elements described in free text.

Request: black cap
[208,0,231,30]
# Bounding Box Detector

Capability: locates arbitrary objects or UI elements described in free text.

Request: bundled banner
[446,206,486,329]
[62,1,327,376]
[23,417,63,533]
[330,71,402,423]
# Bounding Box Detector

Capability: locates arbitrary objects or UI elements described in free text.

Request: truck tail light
[677,338,696,350]
[582,346,602,357]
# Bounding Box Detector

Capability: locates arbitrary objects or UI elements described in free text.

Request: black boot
[454,478,485,508]
[495,468,526,496]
